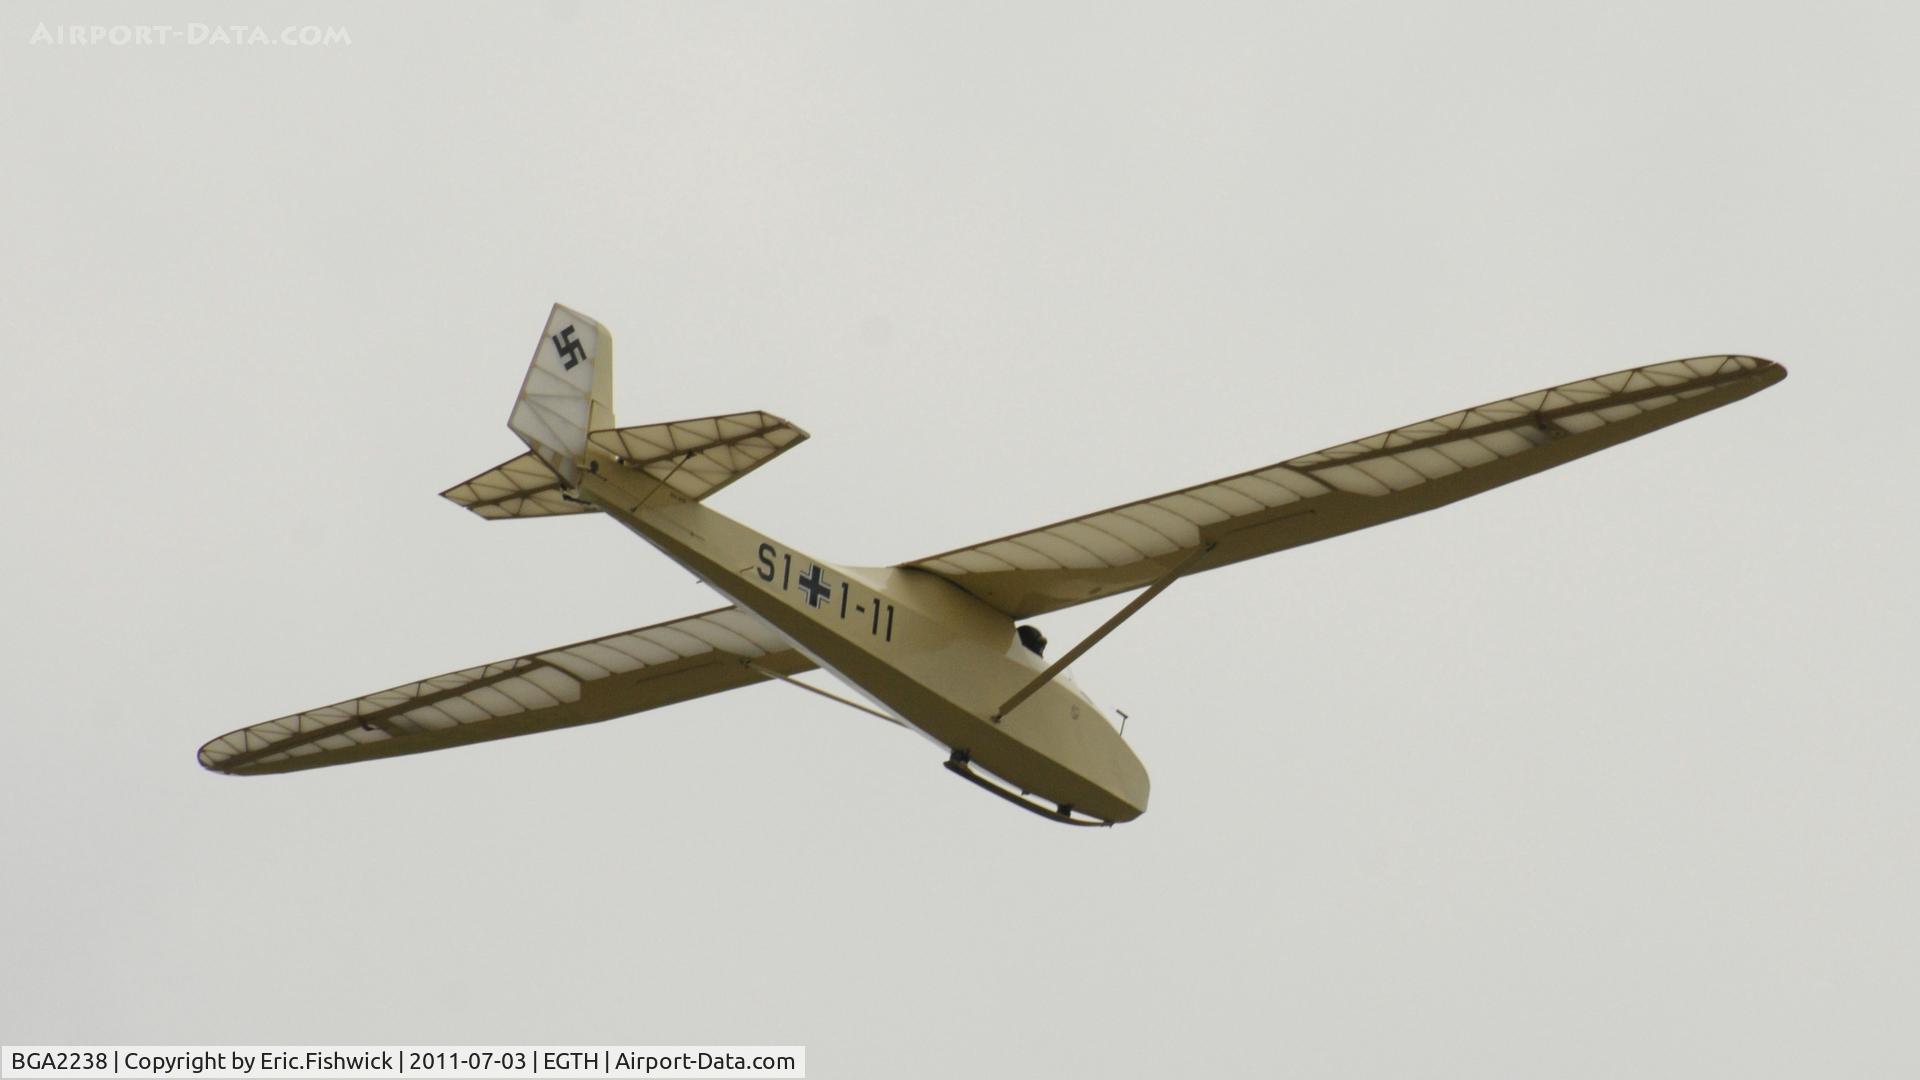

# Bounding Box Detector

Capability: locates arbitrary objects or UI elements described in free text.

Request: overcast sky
[3,2,1916,1077]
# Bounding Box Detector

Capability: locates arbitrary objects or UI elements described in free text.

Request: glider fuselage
[576,465,1151,823]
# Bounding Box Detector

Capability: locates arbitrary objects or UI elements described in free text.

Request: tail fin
[508,303,615,485]
[441,304,811,521]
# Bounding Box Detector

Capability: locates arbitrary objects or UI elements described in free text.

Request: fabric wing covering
[198,608,814,775]
[909,355,1786,619]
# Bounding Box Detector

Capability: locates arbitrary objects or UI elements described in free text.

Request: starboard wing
[199,607,814,775]
[908,355,1786,619]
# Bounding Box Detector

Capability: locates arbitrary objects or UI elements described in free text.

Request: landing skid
[943,751,1114,828]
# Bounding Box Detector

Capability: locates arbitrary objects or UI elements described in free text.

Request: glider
[199,306,1785,825]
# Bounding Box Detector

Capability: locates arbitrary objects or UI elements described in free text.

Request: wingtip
[197,733,252,775]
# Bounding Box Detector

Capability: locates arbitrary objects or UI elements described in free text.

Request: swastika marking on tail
[552,325,586,370]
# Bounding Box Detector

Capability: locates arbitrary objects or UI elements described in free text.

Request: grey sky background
[3,2,1915,1076]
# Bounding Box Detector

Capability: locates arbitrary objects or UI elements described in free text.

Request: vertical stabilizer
[508,303,615,485]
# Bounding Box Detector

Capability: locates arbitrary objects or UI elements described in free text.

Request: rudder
[508,303,615,485]
[443,305,808,520]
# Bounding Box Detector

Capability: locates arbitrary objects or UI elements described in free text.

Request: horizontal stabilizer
[440,451,599,520]
[591,410,808,502]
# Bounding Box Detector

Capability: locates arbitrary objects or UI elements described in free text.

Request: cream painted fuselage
[576,464,1149,823]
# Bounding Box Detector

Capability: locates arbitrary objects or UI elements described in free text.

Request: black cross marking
[552,324,587,370]
[797,563,832,608]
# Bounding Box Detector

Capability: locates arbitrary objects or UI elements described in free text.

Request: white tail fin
[508,303,615,485]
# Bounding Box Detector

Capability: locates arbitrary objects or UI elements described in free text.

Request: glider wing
[199,607,814,775]
[909,355,1785,619]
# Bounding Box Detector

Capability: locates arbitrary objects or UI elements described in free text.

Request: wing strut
[743,660,905,728]
[992,542,1217,722]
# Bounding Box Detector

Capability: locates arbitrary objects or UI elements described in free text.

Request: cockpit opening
[1017,624,1048,657]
